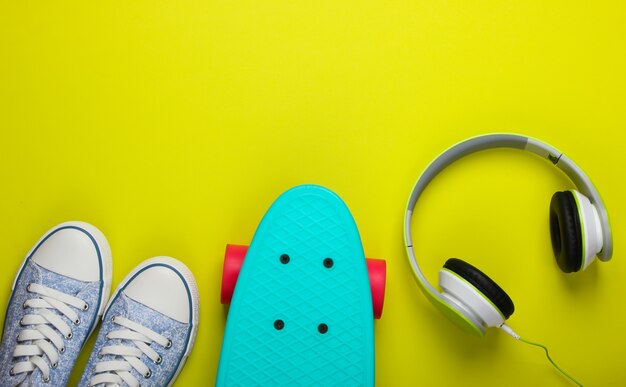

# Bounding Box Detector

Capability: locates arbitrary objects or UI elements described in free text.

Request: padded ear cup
[550,191,583,273]
[443,258,515,319]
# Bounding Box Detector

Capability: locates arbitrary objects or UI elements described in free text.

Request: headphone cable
[499,324,584,386]
[518,337,583,386]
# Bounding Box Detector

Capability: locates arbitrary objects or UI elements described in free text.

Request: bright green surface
[1,1,624,385]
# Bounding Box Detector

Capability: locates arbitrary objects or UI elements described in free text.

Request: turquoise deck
[217,185,375,386]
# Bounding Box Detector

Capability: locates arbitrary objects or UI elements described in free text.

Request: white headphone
[404,133,613,337]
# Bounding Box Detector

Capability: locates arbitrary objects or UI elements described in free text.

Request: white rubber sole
[11,221,113,338]
[103,256,200,386]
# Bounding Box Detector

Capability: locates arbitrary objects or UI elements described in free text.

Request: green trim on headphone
[403,242,485,337]
[430,293,485,337]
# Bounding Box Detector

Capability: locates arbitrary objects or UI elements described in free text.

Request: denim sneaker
[79,257,199,387]
[0,221,113,386]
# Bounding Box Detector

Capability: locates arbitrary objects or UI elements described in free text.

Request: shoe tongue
[14,370,37,387]
[17,378,32,387]
[35,262,91,298]
[121,292,177,331]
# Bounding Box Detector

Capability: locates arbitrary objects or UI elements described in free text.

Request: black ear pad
[443,258,515,319]
[550,191,583,273]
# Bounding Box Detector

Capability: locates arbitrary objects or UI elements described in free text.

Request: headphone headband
[404,134,612,299]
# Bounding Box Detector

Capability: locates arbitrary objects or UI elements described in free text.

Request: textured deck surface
[217,185,374,386]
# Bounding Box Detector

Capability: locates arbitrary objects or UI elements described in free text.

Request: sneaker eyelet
[165,340,172,349]
[43,376,50,383]
[22,301,27,309]
[26,284,32,292]
[111,316,116,323]
[144,370,152,378]
[59,346,66,354]
[51,362,58,369]
[74,318,80,326]
[9,368,15,376]
[82,303,89,311]
[155,356,162,365]
[66,332,73,340]
[19,318,24,326]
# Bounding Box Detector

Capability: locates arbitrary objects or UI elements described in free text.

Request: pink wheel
[221,244,248,304]
[366,258,386,319]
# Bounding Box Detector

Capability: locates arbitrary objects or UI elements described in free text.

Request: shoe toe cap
[31,223,106,282]
[122,260,192,324]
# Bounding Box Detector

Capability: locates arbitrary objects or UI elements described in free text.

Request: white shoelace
[11,283,89,383]
[88,315,171,387]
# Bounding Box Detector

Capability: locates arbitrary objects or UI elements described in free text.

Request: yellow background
[1,1,624,385]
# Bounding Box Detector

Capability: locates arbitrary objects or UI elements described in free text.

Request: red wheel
[221,244,248,304]
[366,258,386,319]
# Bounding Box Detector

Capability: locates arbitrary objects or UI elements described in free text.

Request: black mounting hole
[274,319,285,330]
[318,323,328,334]
[323,258,334,268]
[280,254,290,264]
